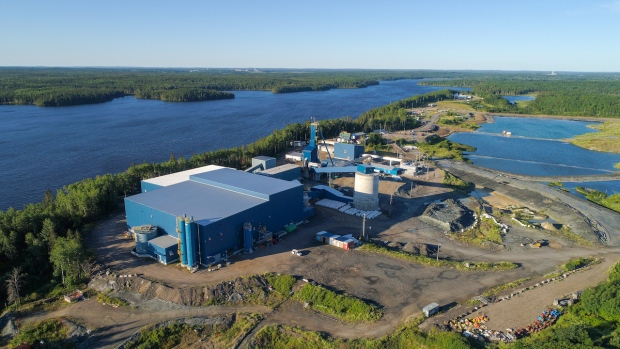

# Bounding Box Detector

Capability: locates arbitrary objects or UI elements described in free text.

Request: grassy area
[253,318,472,349]
[482,277,531,298]
[292,283,382,323]
[548,225,596,246]
[96,292,130,307]
[442,170,470,190]
[570,121,620,153]
[451,216,503,247]
[265,273,296,295]
[125,313,263,349]
[358,242,518,271]
[575,186,620,214]
[9,318,70,348]
[548,181,563,187]
[561,257,599,272]
[436,100,476,111]
[416,137,476,162]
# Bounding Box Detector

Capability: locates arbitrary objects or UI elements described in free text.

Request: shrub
[292,283,382,323]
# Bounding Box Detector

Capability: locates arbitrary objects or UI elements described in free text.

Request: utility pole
[436,244,440,262]
[362,214,367,241]
[410,182,414,198]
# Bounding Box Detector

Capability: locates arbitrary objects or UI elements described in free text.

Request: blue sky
[1,0,619,71]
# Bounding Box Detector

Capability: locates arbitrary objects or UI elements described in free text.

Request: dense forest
[0,67,468,106]
[0,89,454,308]
[419,74,620,117]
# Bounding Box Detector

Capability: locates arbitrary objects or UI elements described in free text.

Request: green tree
[49,233,85,286]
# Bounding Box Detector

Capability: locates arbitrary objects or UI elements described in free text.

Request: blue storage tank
[185,217,197,268]
[177,217,187,267]
[244,222,253,253]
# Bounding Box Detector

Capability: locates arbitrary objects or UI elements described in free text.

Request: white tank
[354,172,379,211]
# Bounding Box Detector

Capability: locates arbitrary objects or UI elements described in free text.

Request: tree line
[0,67,471,107]
[420,75,620,117]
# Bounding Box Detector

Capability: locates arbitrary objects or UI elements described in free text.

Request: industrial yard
[9,118,620,348]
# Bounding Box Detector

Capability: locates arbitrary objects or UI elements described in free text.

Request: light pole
[436,244,440,262]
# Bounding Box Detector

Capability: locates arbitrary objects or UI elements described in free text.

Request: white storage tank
[134,225,158,254]
[353,172,379,211]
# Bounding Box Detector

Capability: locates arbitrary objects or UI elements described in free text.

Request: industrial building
[333,143,364,160]
[125,165,307,268]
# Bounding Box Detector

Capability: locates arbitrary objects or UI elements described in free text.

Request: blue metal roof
[190,168,301,200]
[311,166,357,174]
[126,180,267,226]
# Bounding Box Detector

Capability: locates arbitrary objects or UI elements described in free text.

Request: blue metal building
[125,167,305,267]
[333,143,365,160]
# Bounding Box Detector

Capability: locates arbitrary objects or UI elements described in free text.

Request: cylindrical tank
[244,222,253,253]
[134,225,157,254]
[185,217,196,268]
[177,217,187,267]
[353,172,379,211]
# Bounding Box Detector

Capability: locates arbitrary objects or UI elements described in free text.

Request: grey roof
[190,168,301,200]
[253,155,275,161]
[126,180,267,226]
[149,235,179,249]
[258,164,300,175]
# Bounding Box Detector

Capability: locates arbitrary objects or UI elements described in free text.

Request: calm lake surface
[503,95,535,104]
[0,80,463,209]
[448,117,620,177]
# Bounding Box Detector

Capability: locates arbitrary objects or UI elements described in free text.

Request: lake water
[557,181,620,197]
[503,95,535,104]
[0,79,464,210]
[448,117,620,177]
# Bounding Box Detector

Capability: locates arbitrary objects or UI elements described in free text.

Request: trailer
[423,302,440,317]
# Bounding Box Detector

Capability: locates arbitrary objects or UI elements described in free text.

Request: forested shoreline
[0,68,464,107]
[419,75,620,117]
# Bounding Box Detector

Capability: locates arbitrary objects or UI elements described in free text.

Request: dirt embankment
[89,273,276,307]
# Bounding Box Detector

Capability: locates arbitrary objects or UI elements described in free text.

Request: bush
[96,292,129,307]
[292,283,382,323]
[10,318,69,348]
[265,273,296,295]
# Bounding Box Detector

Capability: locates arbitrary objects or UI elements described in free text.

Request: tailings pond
[448,117,620,191]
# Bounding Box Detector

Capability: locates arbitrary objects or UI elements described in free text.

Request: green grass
[10,318,70,348]
[561,257,599,272]
[570,121,620,153]
[96,292,129,307]
[575,187,620,214]
[548,181,563,187]
[482,277,531,298]
[292,283,382,323]
[253,319,472,349]
[358,242,518,271]
[442,170,470,190]
[265,273,296,295]
[416,137,476,162]
[124,313,263,349]
[451,216,504,247]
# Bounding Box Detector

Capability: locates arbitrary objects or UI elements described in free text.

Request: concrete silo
[353,172,379,211]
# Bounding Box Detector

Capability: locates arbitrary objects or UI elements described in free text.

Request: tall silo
[353,172,379,211]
